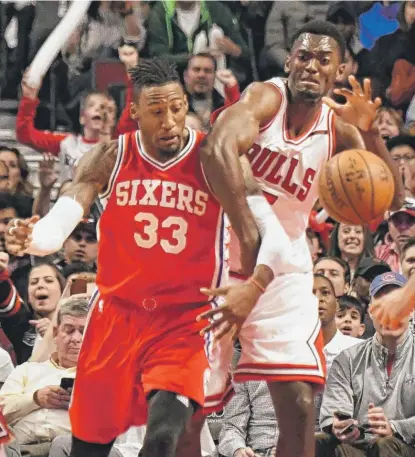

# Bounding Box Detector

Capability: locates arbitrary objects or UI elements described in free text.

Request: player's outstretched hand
[5,215,40,256]
[322,76,381,132]
[197,281,262,340]
[371,287,414,330]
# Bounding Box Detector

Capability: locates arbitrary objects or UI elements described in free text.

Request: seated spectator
[184,53,240,130]
[400,237,415,278]
[329,223,374,280]
[375,200,415,271]
[147,0,250,80]
[336,295,366,338]
[388,135,415,198]
[218,380,278,457]
[318,271,415,457]
[313,274,362,432]
[0,296,88,451]
[374,107,404,142]
[314,256,351,297]
[330,43,359,104]
[54,220,97,273]
[0,147,33,198]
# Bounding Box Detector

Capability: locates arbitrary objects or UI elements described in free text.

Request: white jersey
[59,134,97,182]
[247,77,336,272]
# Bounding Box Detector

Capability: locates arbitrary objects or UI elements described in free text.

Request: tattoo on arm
[61,140,118,214]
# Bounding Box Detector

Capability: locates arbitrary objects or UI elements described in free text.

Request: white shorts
[204,271,326,413]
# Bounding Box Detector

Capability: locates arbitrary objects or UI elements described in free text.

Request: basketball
[318,149,395,225]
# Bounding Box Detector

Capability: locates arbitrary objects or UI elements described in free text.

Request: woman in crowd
[329,223,374,281]
[0,146,33,197]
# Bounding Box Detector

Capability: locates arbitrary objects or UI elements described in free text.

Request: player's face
[286,33,344,103]
[313,276,338,325]
[28,265,62,317]
[132,83,189,158]
[401,245,415,278]
[314,258,347,297]
[338,224,364,258]
[336,307,364,338]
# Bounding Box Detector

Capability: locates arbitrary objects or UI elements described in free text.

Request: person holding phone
[316,272,415,457]
[0,297,88,449]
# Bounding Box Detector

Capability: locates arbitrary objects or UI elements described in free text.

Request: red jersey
[96,128,227,308]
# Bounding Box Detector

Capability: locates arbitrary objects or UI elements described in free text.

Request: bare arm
[200,82,281,276]
[61,140,118,212]
[334,116,404,210]
[5,141,118,257]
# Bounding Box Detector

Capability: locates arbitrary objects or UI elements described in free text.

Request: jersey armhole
[259,81,284,133]
[99,134,126,200]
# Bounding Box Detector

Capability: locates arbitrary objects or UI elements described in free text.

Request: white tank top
[230,77,336,275]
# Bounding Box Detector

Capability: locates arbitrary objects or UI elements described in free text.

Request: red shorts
[70,292,210,444]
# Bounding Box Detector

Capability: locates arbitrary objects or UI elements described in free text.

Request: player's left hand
[197,281,262,340]
[322,76,382,132]
[370,287,414,329]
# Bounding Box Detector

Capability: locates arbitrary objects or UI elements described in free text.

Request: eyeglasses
[392,155,415,162]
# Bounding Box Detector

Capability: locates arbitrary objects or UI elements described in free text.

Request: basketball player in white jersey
[195,20,405,457]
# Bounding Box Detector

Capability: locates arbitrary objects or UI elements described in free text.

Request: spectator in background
[374,107,404,142]
[147,0,250,80]
[329,223,374,280]
[262,1,328,77]
[401,237,415,278]
[32,155,59,218]
[376,200,415,271]
[0,297,87,452]
[360,1,415,100]
[336,295,366,338]
[218,380,278,457]
[317,272,415,457]
[388,135,415,198]
[0,161,9,195]
[0,146,33,198]
[54,220,97,273]
[183,53,240,130]
[314,256,351,298]
[307,228,325,263]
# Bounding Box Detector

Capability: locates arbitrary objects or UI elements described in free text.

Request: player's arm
[200,82,281,276]
[6,141,118,257]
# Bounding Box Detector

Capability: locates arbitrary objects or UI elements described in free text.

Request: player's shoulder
[241,79,284,106]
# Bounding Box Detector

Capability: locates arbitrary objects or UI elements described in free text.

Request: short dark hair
[338,295,364,323]
[313,273,336,295]
[0,192,16,212]
[129,58,181,95]
[291,20,346,62]
[402,238,415,260]
[61,261,95,279]
[314,255,351,285]
[187,53,217,71]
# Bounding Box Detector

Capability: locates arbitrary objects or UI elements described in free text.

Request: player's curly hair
[128,58,181,95]
[291,20,346,62]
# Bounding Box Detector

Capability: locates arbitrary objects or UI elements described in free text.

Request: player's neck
[142,129,190,163]
[285,99,321,138]
[322,320,337,347]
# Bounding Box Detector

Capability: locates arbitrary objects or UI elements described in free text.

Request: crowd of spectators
[0,1,415,457]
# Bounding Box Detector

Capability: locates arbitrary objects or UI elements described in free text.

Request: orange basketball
[318,149,395,225]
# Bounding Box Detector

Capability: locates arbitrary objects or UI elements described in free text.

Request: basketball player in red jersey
[5,58,294,457]
[192,21,405,457]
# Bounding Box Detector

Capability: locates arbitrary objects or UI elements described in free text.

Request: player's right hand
[332,416,360,443]
[197,281,262,340]
[5,216,39,256]
[370,288,414,330]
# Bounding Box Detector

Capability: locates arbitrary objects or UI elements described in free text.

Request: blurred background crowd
[0,1,414,457]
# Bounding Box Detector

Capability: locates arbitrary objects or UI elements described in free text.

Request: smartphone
[334,411,352,421]
[60,377,74,390]
[339,423,366,439]
[70,279,87,296]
